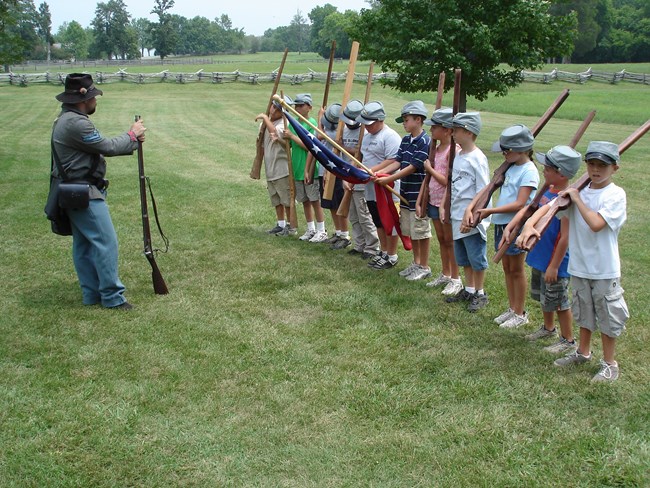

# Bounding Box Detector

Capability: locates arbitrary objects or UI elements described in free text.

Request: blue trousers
[67,199,126,307]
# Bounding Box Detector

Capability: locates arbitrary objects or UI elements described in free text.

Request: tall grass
[0,76,648,486]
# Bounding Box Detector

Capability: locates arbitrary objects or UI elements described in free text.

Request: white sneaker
[543,337,577,354]
[399,262,418,277]
[494,308,515,325]
[406,266,432,281]
[309,230,329,243]
[426,274,452,287]
[441,279,463,296]
[299,229,316,241]
[499,311,530,329]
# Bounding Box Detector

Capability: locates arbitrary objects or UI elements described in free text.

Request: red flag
[374,175,412,251]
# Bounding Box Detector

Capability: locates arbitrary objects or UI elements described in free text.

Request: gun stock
[251,48,289,180]
[441,69,462,223]
[470,88,571,227]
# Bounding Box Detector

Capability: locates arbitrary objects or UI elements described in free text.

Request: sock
[465,286,476,294]
[334,229,342,236]
[278,220,286,228]
[451,277,461,283]
[388,254,398,263]
[340,231,349,239]
[307,221,316,232]
[476,289,485,296]
[316,221,325,232]
[442,274,451,279]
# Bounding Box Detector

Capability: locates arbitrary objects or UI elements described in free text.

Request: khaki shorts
[571,276,629,338]
[267,176,291,208]
[399,209,432,240]
[295,178,320,203]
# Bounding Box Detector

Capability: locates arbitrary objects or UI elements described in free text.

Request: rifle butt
[148,255,169,295]
[250,134,264,179]
[337,188,353,218]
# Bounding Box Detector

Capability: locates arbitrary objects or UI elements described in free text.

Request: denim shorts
[454,232,488,270]
[494,224,526,256]
[571,276,629,338]
[530,268,571,312]
[427,204,440,220]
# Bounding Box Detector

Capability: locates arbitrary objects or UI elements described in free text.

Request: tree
[352,0,577,110]
[1,0,39,68]
[288,10,310,53]
[36,2,52,60]
[57,20,89,60]
[319,10,358,59]
[308,3,338,56]
[132,17,152,57]
[90,0,135,59]
[150,0,177,59]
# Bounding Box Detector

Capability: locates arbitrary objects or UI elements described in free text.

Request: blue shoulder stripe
[82,129,102,144]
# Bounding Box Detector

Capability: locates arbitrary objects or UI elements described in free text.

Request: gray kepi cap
[356,101,386,125]
[340,99,364,125]
[452,112,482,136]
[535,145,582,179]
[493,124,535,153]
[321,103,342,130]
[395,100,428,123]
[424,107,454,128]
[585,141,620,165]
[294,93,313,106]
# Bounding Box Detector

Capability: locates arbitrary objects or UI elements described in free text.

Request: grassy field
[1,69,649,486]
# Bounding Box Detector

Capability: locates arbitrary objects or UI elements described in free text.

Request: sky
[44,0,371,36]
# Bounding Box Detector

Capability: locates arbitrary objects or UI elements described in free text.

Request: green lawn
[0,75,649,486]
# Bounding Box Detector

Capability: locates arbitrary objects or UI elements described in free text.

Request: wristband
[128,130,137,142]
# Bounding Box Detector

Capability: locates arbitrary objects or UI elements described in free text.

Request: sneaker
[347,248,363,256]
[543,337,577,354]
[591,359,619,382]
[110,301,133,311]
[299,229,316,241]
[399,262,418,277]
[494,308,515,325]
[445,288,473,303]
[441,279,463,296]
[267,224,284,235]
[499,311,529,329]
[426,274,451,287]
[324,234,341,244]
[369,252,386,265]
[361,251,377,260]
[309,230,329,243]
[370,255,397,270]
[468,292,489,312]
[287,227,297,236]
[525,325,558,341]
[331,238,351,250]
[554,350,592,367]
[406,266,432,281]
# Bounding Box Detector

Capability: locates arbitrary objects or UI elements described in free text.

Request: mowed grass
[0,74,649,486]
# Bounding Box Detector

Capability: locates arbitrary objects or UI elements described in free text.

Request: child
[355,101,402,266]
[374,100,432,279]
[284,93,327,242]
[315,103,349,246]
[422,108,462,295]
[255,100,292,235]
[468,125,539,327]
[519,141,629,382]
[443,112,491,312]
[517,145,581,353]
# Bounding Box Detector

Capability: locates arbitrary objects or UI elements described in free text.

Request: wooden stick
[415,71,446,218]
[280,90,298,230]
[440,69,462,224]
[313,41,337,194]
[337,61,374,218]
[323,41,359,200]
[521,119,650,251]
[492,109,596,263]
[273,94,408,206]
[250,48,289,180]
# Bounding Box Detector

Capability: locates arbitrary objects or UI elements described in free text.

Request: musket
[492,109,596,263]
[468,88,571,227]
[280,89,298,230]
[440,68,462,224]
[415,71,446,218]
[520,119,650,251]
[135,115,169,295]
[323,41,359,200]
[250,48,289,180]
[337,61,374,218]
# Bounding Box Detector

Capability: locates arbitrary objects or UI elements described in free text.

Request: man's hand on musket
[130,118,146,142]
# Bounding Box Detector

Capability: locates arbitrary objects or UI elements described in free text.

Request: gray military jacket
[52,106,139,199]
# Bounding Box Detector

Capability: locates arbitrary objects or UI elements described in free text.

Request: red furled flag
[374,175,412,251]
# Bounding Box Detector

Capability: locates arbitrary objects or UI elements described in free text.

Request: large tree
[90,0,136,59]
[0,0,39,69]
[150,0,177,59]
[57,20,89,60]
[36,2,52,60]
[353,0,577,109]
[308,3,338,57]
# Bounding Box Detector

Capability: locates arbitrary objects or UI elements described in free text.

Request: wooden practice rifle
[440,68,462,223]
[135,115,169,295]
[492,109,596,263]
[520,119,650,251]
[468,88,571,227]
[250,48,289,180]
[280,90,298,230]
[415,71,446,218]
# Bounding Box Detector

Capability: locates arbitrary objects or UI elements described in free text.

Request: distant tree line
[1,0,648,70]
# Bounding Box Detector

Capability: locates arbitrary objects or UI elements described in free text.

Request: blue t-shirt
[492,161,539,225]
[396,130,430,210]
[525,188,570,277]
